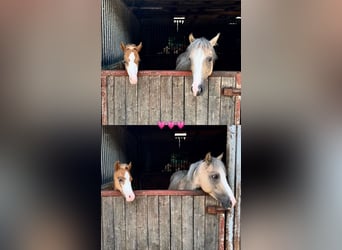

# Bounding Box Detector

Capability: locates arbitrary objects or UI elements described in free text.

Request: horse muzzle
[191,84,203,96]
[214,193,236,209]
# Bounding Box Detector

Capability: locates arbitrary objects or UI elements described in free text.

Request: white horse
[176,33,220,96]
[168,152,236,209]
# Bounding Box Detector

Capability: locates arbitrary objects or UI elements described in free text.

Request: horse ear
[120,42,125,51]
[209,33,220,46]
[189,33,195,43]
[127,162,132,170]
[205,152,212,164]
[136,42,143,52]
[114,161,120,171]
[217,153,224,160]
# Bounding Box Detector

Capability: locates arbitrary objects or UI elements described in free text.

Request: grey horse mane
[176,37,218,70]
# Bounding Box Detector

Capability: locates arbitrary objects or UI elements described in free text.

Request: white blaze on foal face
[126,52,138,84]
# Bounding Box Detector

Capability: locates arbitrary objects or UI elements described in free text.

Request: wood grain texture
[159,196,171,250]
[125,77,138,124]
[137,76,150,124]
[113,197,126,249]
[114,76,126,125]
[148,196,160,250]
[182,196,194,250]
[160,76,173,122]
[196,78,209,125]
[149,76,161,124]
[172,76,184,121]
[107,76,114,125]
[208,76,221,125]
[102,197,114,250]
[170,196,182,250]
[125,201,137,250]
[220,76,235,125]
[193,196,205,250]
[136,196,148,249]
[184,76,196,125]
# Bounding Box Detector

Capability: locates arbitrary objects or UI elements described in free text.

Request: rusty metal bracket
[221,87,241,97]
[206,205,227,214]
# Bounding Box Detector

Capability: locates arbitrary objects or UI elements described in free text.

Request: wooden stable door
[101,190,232,250]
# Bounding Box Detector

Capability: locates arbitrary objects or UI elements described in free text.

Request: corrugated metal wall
[101,0,140,68]
[101,126,138,184]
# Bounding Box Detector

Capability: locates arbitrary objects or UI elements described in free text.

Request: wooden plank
[101,190,205,197]
[184,76,196,125]
[125,201,137,250]
[102,197,114,250]
[149,76,161,125]
[159,196,171,250]
[114,76,126,125]
[101,76,108,125]
[208,76,221,125]
[204,195,219,249]
[137,76,150,125]
[172,76,184,122]
[113,197,126,249]
[182,196,194,250]
[148,196,160,250]
[160,76,173,122]
[196,78,209,125]
[170,196,182,250]
[193,196,205,249]
[226,125,237,250]
[107,76,114,125]
[136,196,148,249]
[125,76,138,125]
[101,70,239,77]
[220,76,235,125]
[234,125,241,250]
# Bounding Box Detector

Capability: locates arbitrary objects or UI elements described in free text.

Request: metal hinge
[221,87,241,97]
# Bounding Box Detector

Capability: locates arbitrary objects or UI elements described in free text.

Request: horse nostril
[191,86,194,93]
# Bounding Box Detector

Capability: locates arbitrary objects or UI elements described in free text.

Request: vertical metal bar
[218,212,226,250]
[234,72,241,125]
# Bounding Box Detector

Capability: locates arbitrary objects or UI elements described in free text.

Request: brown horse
[176,33,220,96]
[120,42,142,84]
[113,161,135,202]
[168,152,236,209]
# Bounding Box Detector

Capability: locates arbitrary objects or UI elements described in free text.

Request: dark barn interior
[126,125,227,189]
[102,125,227,189]
[102,0,241,70]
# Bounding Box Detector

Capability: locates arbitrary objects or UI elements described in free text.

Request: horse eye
[207,57,213,62]
[118,177,124,183]
[211,174,219,180]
